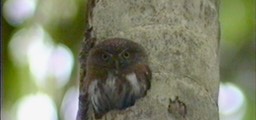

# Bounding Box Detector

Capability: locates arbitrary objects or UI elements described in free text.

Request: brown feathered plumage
[77,38,151,120]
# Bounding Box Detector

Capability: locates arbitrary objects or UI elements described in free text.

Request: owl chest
[88,72,143,111]
[102,74,123,99]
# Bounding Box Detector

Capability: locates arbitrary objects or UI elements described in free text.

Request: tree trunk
[83,0,220,119]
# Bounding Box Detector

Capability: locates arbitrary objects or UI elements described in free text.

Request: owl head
[86,38,147,73]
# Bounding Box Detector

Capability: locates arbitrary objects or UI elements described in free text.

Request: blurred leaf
[220,0,254,47]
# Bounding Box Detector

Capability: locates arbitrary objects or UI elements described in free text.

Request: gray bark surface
[87,0,220,119]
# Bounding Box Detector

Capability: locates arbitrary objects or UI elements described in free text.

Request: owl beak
[115,60,119,70]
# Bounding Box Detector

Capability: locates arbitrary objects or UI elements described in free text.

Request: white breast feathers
[126,72,140,95]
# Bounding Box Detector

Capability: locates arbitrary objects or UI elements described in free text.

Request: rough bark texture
[86,0,220,119]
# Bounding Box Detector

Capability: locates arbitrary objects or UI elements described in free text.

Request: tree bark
[82,0,220,119]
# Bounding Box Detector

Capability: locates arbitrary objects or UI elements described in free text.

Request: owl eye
[101,54,109,61]
[122,52,130,59]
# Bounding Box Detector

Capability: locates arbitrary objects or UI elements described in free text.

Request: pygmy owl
[77,38,151,120]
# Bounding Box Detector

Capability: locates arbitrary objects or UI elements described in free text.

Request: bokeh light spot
[9,24,74,88]
[48,44,74,88]
[60,87,79,120]
[16,93,58,120]
[219,83,246,120]
[26,26,55,86]
[3,0,38,26]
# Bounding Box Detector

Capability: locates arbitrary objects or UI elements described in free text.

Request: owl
[77,38,151,120]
